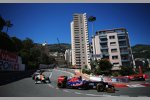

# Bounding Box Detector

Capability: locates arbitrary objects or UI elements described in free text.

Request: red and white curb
[113,83,150,88]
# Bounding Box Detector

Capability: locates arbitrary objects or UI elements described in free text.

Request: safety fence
[90,76,129,83]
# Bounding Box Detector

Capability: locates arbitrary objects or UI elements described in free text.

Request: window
[75,39,79,41]
[109,36,115,39]
[118,36,126,39]
[75,37,79,39]
[119,41,126,46]
[110,42,116,46]
[76,57,80,58]
[100,38,107,41]
[74,32,79,34]
[113,62,119,65]
[111,49,117,52]
[112,56,118,59]
[80,16,82,23]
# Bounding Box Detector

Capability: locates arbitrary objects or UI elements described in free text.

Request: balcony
[98,33,107,36]
[120,51,129,54]
[119,45,128,48]
[118,39,126,42]
[102,52,109,56]
[99,36,107,39]
[101,46,108,49]
[117,32,126,35]
[121,59,130,62]
[92,54,102,58]
[100,41,107,43]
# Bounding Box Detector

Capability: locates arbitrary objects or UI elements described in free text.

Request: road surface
[0,69,150,97]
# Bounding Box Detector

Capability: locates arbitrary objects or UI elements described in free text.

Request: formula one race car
[57,76,115,93]
[126,74,145,81]
[34,74,51,84]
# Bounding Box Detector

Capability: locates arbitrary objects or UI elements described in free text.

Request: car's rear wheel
[96,83,105,92]
[141,78,145,81]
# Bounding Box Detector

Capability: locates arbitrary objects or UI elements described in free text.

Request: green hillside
[132,44,150,59]
[47,43,71,53]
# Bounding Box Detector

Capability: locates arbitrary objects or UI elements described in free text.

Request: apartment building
[71,13,91,69]
[92,28,134,70]
[65,49,72,64]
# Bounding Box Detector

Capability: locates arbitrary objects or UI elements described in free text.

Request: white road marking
[102,94,113,97]
[138,96,148,97]
[49,72,53,78]
[127,84,145,88]
[56,87,59,90]
[85,94,101,96]
[48,84,54,88]
[119,95,130,97]
[74,92,82,94]
[63,90,70,92]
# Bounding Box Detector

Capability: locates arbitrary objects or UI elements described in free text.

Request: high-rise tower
[71,13,91,69]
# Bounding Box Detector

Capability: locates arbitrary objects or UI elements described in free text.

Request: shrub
[112,71,120,77]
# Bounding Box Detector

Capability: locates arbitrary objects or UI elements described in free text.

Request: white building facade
[92,28,134,70]
[71,13,91,69]
[65,49,72,64]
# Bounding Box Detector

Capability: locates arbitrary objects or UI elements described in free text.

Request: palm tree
[5,20,13,33]
[88,16,96,35]
[0,16,5,32]
[88,16,96,60]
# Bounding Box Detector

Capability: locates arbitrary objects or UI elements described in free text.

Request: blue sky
[0,3,150,46]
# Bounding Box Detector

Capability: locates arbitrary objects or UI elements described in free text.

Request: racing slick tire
[45,77,51,83]
[48,79,51,83]
[57,83,64,88]
[57,76,68,88]
[140,78,145,81]
[96,83,105,92]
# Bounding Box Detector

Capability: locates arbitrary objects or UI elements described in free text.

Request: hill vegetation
[132,44,150,59]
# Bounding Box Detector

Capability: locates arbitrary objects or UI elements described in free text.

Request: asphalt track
[0,69,150,97]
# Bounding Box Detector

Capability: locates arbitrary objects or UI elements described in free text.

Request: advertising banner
[0,49,24,71]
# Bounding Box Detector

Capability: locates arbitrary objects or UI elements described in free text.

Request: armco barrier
[89,76,129,83]
[0,70,35,85]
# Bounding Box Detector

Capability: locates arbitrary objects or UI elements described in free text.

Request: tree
[119,66,135,76]
[96,59,113,75]
[0,32,16,52]
[11,37,23,52]
[22,38,34,50]
[19,49,30,69]
[88,16,97,60]
[0,16,5,32]
[5,20,13,33]
[0,16,13,33]
[90,59,98,70]
[88,16,96,22]
[98,59,112,71]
